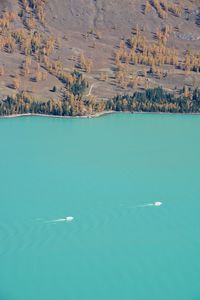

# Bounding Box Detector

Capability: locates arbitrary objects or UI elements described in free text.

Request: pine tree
[0,66,5,76]
[13,75,21,90]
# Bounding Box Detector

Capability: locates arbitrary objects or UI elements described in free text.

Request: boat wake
[136,204,154,208]
[45,217,74,223]
[49,218,67,223]
[136,202,163,208]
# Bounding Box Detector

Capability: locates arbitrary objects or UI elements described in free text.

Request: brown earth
[0,0,200,101]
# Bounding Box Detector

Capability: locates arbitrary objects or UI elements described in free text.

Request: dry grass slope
[0,0,200,102]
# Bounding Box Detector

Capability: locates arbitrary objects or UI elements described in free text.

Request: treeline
[106,87,200,113]
[0,87,105,117]
[1,87,200,117]
[0,93,104,116]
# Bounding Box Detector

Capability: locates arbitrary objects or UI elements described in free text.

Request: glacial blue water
[0,113,200,300]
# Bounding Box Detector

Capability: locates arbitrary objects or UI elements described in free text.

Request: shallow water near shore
[0,113,200,300]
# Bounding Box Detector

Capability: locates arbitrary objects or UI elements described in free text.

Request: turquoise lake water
[0,113,200,300]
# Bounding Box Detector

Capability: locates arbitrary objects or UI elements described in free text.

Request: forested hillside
[0,0,200,115]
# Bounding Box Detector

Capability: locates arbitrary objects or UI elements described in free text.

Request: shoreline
[0,111,115,119]
[1,110,200,120]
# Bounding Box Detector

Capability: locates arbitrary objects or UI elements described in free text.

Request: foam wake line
[50,218,67,222]
[136,202,162,208]
[45,217,74,223]
[136,204,154,207]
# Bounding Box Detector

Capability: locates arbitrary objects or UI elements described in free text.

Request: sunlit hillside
[0,0,200,104]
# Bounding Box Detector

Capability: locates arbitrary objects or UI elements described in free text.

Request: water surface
[0,113,200,300]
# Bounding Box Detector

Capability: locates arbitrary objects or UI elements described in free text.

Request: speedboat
[65,216,74,222]
[153,202,162,206]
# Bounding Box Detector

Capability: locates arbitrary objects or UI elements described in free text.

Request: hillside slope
[0,0,200,103]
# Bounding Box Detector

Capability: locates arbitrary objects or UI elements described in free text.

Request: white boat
[65,216,74,222]
[153,202,162,206]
